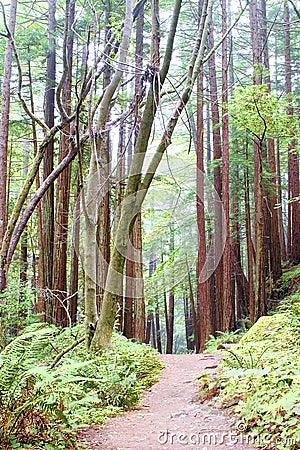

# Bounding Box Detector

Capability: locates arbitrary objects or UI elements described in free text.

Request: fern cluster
[0,323,163,449]
[216,307,300,450]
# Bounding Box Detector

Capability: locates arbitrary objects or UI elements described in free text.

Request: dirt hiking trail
[78,354,256,450]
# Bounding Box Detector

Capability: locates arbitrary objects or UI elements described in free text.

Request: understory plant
[204,329,245,353]
[0,323,163,449]
[213,289,300,450]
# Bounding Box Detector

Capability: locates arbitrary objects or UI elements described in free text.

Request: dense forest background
[0,0,299,354]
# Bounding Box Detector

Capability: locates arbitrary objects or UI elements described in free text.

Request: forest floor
[78,354,257,450]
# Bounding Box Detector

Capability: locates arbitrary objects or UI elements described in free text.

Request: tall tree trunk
[132,0,146,344]
[43,0,56,322]
[184,295,194,351]
[196,68,212,351]
[133,213,145,343]
[27,56,46,319]
[124,124,134,339]
[245,146,255,323]
[221,0,234,331]
[155,303,162,353]
[0,0,18,291]
[261,0,282,284]
[250,0,266,319]
[145,311,152,344]
[254,139,267,319]
[19,141,29,287]
[69,174,80,325]
[85,0,134,349]
[96,2,112,315]
[274,35,287,261]
[276,138,287,261]
[186,259,197,352]
[208,22,223,332]
[91,0,213,350]
[53,0,75,327]
[125,1,146,341]
[284,2,300,264]
[115,122,126,331]
[231,200,249,320]
[166,224,175,354]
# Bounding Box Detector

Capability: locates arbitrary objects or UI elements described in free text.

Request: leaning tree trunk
[90,0,248,351]
[90,0,214,351]
[85,0,135,349]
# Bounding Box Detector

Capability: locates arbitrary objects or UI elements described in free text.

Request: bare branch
[50,336,85,369]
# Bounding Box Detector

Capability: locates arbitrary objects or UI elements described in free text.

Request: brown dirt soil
[78,354,256,450]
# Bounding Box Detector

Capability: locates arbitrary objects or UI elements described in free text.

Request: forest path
[78,354,256,450]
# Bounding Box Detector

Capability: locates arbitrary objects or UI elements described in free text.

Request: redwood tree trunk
[284,2,300,264]
[196,68,212,351]
[69,174,80,325]
[53,0,75,327]
[231,200,249,320]
[43,0,56,321]
[0,0,18,291]
[261,0,282,284]
[132,0,146,344]
[208,22,223,332]
[166,225,175,354]
[221,0,234,331]
[245,144,255,323]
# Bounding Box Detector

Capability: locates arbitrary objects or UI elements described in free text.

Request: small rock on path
[78,354,256,450]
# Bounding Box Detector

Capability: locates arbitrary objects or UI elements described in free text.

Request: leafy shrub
[0,323,75,449]
[0,323,163,449]
[215,305,300,449]
[204,329,244,353]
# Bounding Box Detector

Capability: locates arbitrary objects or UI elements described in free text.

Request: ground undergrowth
[202,265,300,450]
[0,324,163,449]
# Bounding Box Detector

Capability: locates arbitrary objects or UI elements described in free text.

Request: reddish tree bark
[221,0,234,331]
[207,22,223,332]
[53,0,75,327]
[124,3,146,342]
[284,2,300,264]
[0,0,18,291]
[43,0,56,321]
[132,213,146,343]
[245,145,255,323]
[96,2,112,314]
[69,175,80,325]
[196,68,212,351]
[231,200,249,320]
[261,0,282,284]
[114,122,126,331]
[132,4,146,343]
[249,0,267,320]
[166,225,175,354]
